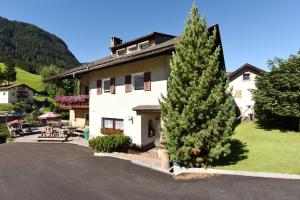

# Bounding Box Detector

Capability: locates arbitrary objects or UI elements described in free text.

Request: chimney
[111,37,122,48]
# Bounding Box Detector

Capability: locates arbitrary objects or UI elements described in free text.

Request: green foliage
[0,63,44,92]
[13,103,33,113]
[0,123,9,143]
[0,103,14,111]
[254,51,300,131]
[160,4,235,167]
[89,135,132,153]
[0,16,80,73]
[40,65,77,97]
[3,58,16,84]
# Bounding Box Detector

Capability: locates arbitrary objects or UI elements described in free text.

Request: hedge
[89,135,132,152]
[0,124,9,143]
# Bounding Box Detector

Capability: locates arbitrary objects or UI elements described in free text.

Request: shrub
[0,103,14,112]
[89,135,132,152]
[0,124,9,143]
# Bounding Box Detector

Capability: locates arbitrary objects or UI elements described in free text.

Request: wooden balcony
[55,95,89,110]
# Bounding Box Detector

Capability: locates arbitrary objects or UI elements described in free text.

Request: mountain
[0,63,44,92]
[0,17,80,73]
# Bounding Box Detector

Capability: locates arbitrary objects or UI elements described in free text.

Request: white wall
[82,55,170,146]
[0,90,9,103]
[229,70,258,118]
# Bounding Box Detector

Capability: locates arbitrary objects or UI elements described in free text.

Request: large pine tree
[160,5,235,167]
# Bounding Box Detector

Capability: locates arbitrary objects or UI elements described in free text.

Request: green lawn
[215,121,300,174]
[0,63,44,92]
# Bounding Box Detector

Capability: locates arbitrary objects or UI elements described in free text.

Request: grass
[0,63,44,92]
[215,121,300,174]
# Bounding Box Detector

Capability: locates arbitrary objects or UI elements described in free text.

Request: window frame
[138,40,150,50]
[116,48,126,56]
[102,118,124,131]
[103,78,111,93]
[133,73,144,90]
[242,73,250,81]
[127,44,138,53]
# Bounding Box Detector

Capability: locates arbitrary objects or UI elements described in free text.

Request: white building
[0,83,34,104]
[50,26,264,148]
[228,64,265,120]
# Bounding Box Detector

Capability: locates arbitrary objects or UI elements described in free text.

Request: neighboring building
[228,63,265,120]
[50,25,224,148]
[0,83,34,104]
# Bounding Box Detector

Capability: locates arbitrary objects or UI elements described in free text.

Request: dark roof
[0,83,35,91]
[110,32,176,51]
[48,25,223,80]
[132,105,160,112]
[228,63,265,80]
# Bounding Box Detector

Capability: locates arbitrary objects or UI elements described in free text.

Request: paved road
[0,143,299,200]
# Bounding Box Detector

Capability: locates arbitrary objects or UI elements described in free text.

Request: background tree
[254,51,300,131]
[0,69,5,84]
[160,4,235,167]
[40,65,78,97]
[3,59,16,84]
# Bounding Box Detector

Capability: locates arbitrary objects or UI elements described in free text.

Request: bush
[89,135,132,152]
[0,124,9,143]
[0,103,14,112]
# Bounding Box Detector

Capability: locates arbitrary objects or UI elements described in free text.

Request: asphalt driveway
[0,143,299,200]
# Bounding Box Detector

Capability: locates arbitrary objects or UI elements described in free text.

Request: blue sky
[1,0,300,71]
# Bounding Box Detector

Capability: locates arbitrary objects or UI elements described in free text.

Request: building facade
[0,83,34,104]
[228,64,265,120]
[50,25,264,148]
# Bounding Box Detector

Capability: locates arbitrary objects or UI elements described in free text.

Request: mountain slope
[0,16,80,72]
[0,63,44,92]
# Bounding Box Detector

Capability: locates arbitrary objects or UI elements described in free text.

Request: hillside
[0,16,80,73]
[0,63,44,92]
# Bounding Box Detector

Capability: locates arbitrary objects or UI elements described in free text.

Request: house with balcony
[0,83,34,104]
[49,25,224,149]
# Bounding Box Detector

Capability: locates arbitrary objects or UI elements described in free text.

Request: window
[103,118,124,130]
[243,73,250,80]
[139,41,150,50]
[127,44,138,53]
[116,48,126,56]
[134,74,144,90]
[103,79,110,93]
[235,90,242,98]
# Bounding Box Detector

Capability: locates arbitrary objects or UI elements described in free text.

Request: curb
[95,152,300,180]
[174,167,300,180]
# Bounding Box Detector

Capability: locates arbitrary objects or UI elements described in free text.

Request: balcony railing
[55,95,89,109]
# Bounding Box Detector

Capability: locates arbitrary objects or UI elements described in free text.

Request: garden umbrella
[7,119,22,126]
[38,113,61,120]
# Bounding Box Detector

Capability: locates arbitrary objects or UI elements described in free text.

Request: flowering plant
[55,95,89,104]
[101,128,124,135]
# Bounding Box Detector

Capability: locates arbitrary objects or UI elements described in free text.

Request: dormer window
[139,41,150,50]
[116,48,126,56]
[127,44,138,53]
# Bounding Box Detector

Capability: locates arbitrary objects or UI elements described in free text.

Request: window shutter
[110,77,115,94]
[144,72,151,91]
[125,75,132,93]
[96,80,102,95]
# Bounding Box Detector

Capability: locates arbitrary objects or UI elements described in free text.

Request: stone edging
[94,152,300,180]
[173,167,300,180]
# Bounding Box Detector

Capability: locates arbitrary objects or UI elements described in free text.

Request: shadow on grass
[213,139,249,166]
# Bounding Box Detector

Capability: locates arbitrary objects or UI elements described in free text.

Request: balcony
[55,95,89,109]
